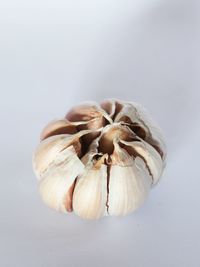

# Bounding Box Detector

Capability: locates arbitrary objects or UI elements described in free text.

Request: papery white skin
[73,162,108,219]
[33,99,167,220]
[33,130,91,180]
[108,143,152,216]
[39,146,84,213]
[114,101,167,163]
[120,140,163,185]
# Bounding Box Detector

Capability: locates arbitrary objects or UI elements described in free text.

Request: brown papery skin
[98,126,135,155]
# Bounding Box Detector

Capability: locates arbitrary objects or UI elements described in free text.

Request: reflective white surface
[0,0,199,266]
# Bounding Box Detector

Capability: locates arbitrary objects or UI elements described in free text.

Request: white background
[0,0,199,266]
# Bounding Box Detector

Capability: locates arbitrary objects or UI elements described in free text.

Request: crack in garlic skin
[33,99,166,219]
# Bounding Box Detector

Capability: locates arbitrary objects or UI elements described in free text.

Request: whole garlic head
[33,99,166,220]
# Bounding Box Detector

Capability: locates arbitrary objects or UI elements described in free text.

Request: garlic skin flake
[33,99,166,220]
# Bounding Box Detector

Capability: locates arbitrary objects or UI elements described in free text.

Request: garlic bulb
[33,99,166,220]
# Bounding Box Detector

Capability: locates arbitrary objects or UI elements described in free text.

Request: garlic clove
[100,99,123,120]
[108,142,152,216]
[33,130,92,180]
[131,102,167,162]
[66,103,100,121]
[98,123,135,155]
[114,102,166,162]
[73,156,108,220]
[100,99,116,119]
[120,140,163,185]
[39,146,84,213]
[40,119,77,141]
[114,102,149,133]
[66,103,113,124]
[66,103,114,150]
